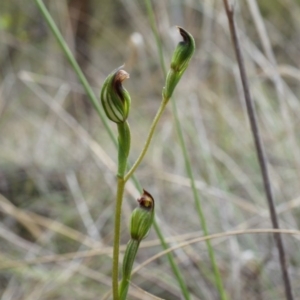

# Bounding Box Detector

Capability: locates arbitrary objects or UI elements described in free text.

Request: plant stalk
[152,220,191,300]
[144,0,226,298]
[112,122,131,300]
[170,96,227,300]
[35,1,191,298]
[118,121,131,177]
[125,100,167,182]
[222,2,293,300]
[112,177,126,300]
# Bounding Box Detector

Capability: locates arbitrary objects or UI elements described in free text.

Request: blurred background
[1,0,300,299]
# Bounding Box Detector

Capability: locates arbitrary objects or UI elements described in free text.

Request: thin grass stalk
[132,228,300,275]
[222,2,294,300]
[170,98,227,300]
[34,0,117,148]
[34,1,187,298]
[123,93,190,298]
[144,1,227,299]
[144,0,167,75]
[152,220,191,300]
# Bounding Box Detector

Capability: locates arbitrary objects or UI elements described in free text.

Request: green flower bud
[164,27,195,99]
[130,189,155,242]
[100,67,131,123]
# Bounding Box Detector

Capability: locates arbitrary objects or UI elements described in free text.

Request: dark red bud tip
[177,26,188,43]
[114,69,130,84]
[113,69,129,102]
[137,189,154,210]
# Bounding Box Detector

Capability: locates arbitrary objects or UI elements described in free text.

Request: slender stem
[112,122,131,299]
[125,100,167,182]
[35,1,191,298]
[112,177,126,300]
[35,2,178,298]
[153,220,191,300]
[143,3,191,298]
[125,91,191,298]
[144,0,167,76]
[222,2,293,300]
[118,121,131,177]
[170,98,227,300]
[34,0,117,147]
[144,0,226,298]
[121,86,190,300]
[123,83,192,297]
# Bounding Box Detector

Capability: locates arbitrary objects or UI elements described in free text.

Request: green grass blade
[34,1,188,298]
[144,0,227,299]
[34,0,117,148]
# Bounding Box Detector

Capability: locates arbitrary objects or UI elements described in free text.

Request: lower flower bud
[130,190,155,242]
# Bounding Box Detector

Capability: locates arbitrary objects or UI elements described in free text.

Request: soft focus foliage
[1,0,300,299]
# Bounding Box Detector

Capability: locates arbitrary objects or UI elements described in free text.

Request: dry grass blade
[2,0,300,298]
[222,1,294,299]
[132,228,300,275]
[0,194,99,248]
[0,194,42,240]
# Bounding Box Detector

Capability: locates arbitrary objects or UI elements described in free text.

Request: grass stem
[222,2,294,299]
[152,220,191,300]
[35,1,191,298]
[144,0,227,299]
[170,97,227,300]
[34,0,117,148]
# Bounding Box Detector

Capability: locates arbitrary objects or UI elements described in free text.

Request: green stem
[35,1,189,298]
[113,122,131,299]
[170,98,227,300]
[118,121,131,177]
[144,0,226,299]
[125,100,167,182]
[112,177,126,300]
[153,220,191,300]
[123,78,191,298]
[144,1,192,299]
[144,0,167,76]
[34,0,117,148]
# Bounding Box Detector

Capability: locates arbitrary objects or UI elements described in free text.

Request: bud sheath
[119,239,139,300]
[164,27,195,99]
